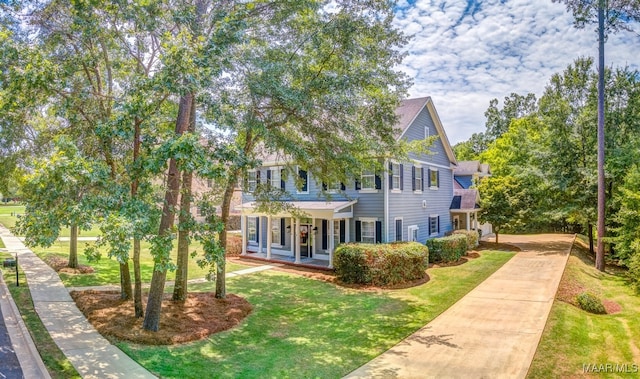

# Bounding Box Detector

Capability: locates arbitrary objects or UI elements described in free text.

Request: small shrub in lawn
[334,242,429,286]
[426,234,467,263]
[452,230,479,250]
[226,234,243,256]
[576,292,606,314]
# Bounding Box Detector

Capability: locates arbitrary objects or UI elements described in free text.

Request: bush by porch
[426,234,468,263]
[333,242,429,286]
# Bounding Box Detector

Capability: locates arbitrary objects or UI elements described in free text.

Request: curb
[0,270,51,379]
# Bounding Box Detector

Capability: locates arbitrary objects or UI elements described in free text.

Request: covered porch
[238,200,357,269]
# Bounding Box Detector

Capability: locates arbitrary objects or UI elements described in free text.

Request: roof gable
[395,97,457,165]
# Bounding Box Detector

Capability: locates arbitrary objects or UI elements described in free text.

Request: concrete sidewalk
[0,225,155,379]
[345,234,574,379]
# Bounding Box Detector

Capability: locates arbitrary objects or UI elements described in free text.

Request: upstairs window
[428,168,439,188]
[268,168,281,189]
[247,170,258,192]
[361,170,375,190]
[390,163,403,190]
[413,166,424,191]
[297,167,308,193]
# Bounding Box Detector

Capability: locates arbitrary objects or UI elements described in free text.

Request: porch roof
[238,200,357,219]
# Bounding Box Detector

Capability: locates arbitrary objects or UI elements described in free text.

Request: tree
[205,0,410,299]
[484,93,537,142]
[14,138,108,268]
[554,0,640,271]
[478,175,530,243]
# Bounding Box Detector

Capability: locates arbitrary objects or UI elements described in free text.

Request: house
[450,160,492,236]
[237,96,458,268]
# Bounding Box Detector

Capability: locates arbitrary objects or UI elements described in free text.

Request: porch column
[258,216,264,253]
[290,218,295,256]
[466,212,471,231]
[311,218,315,257]
[266,215,272,259]
[345,219,350,242]
[294,218,301,264]
[241,215,247,255]
[329,219,335,269]
[473,211,478,230]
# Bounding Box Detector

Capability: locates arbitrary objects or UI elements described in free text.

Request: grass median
[528,242,640,378]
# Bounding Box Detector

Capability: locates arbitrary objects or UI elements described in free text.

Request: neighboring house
[450,160,492,236]
[237,96,457,268]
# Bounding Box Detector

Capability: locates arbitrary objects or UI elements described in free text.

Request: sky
[393,0,640,145]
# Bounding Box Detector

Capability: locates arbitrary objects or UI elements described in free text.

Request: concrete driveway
[344,234,574,379]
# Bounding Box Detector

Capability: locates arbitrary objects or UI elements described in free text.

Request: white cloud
[394,0,640,145]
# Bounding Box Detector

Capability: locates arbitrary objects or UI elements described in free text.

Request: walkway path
[0,225,155,379]
[345,234,574,379]
[0,225,281,378]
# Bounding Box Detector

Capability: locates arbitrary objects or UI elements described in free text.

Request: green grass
[0,205,102,236]
[32,240,251,287]
[1,253,81,379]
[528,243,640,378]
[118,250,515,378]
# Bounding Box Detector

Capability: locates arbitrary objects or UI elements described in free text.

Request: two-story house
[237,97,457,268]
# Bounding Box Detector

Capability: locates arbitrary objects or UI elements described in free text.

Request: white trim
[410,159,453,170]
[384,159,389,243]
[359,217,378,222]
[391,189,402,194]
[408,224,419,242]
[358,189,379,194]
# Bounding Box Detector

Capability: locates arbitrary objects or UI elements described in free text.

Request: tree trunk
[119,262,133,300]
[596,2,606,272]
[588,223,595,255]
[173,170,193,301]
[143,94,193,332]
[68,224,78,269]
[132,117,144,317]
[133,238,143,318]
[216,171,239,299]
[495,230,499,244]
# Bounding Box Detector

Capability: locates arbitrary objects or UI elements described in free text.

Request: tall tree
[554,0,640,271]
[205,0,410,298]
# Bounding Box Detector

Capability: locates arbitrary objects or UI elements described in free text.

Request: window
[429,168,439,188]
[425,126,430,139]
[271,217,281,245]
[429,216,439,235]
[391,163,401,190]
[206,179,212,188]
[327,181,341,193]
[297,167,308,193]
[361,170,375,190]
[408,225,419,242]
[248,217,257,242]
[333,220,341,248]
[269,168,280,189]
[247,170,259,192]
[361,221,375,243]
[413,166,423,192]
[395,218,403,241]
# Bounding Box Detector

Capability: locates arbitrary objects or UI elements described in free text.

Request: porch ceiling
[238,200,357,219]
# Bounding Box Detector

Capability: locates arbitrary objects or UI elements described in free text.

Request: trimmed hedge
[426,234,467,263]
[576,292,606,314]
[334,242,429,286]
[452,230,479,251]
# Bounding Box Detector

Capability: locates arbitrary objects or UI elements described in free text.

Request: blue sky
[394,0,640,144]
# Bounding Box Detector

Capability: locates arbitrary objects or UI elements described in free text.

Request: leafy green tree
[554,0,640,271]
[205,0,410,299]
[14,138,108,268]
[484,93,537,142]
[478,175,530,243]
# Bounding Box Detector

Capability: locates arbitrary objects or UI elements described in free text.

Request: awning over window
[238,200,357,219]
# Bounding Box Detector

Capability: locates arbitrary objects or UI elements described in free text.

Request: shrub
[226,234,243,256]
[576,292,606,314]
[334,242,429,286]
[452,230,479,251]
[426,234,467,263]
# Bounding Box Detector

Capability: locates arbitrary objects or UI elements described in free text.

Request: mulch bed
[70,290,252,345]
[45,256,94,274]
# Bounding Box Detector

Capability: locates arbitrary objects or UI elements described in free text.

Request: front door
[300,224,311,258]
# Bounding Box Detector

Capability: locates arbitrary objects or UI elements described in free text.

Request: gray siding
[404,106,452,168]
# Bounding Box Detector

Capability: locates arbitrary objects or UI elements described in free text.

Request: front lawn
[0,205,102,236]
[32,241,252,287]
[527,243,640,378]
[119,250,515,378]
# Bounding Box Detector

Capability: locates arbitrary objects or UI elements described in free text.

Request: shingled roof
[450,189,480,210]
